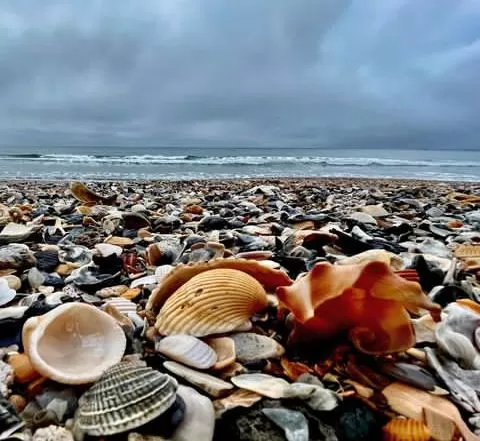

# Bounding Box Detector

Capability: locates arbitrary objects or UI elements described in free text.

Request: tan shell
[146,258,292,314]
[455,244,480,259]
[22,303,126,384]
[70,182,116,205]
[155,269,268,336]
[206,337,236,370]
[382,419,431,441]
[336,249,403,269]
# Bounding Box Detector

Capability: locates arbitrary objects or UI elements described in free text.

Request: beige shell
[155,269,268,336]
[146,258,292,314]
[336,249,403,269]
[22,303,126,384]
[155,335,217,369]
[206,337,236,370]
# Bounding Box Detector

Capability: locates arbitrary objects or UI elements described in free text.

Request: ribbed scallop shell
[75,362,178,436]
[155,269,268,337]
[382,419,431,441]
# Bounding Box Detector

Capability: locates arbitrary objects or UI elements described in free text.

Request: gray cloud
[0,0,479,147]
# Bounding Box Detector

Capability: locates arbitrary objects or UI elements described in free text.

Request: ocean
[0,147,479,182]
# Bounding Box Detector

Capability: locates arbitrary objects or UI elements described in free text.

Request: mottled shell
[155,269,268,337]
[146,258,292,314]
[22,303,126,384]
[383,419,431,441]
[75,362,178,436]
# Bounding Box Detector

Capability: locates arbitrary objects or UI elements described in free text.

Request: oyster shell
[155,269,268,337]
[156,335,217,369]
[75,362,178,436]
[146,258,292,314]
[22,303,126,384]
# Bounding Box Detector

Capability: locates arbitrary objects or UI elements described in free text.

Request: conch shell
[276,261,441,354]
[146,258,292,314]
[155,268,268,336]
[22,303,126,384]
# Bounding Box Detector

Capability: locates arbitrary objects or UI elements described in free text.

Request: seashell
[284,382,339,411]
[155,265,174,283]
[230,333,285,362]
[7,353,41,384]
[65,264,120,290]
[146,258,292,314]
[34,251,60,273]
[213,389,263,418]
[96,285,128,299]
[8,395,26,414]
[280,358,313,381]
[0,395,25,439]
[0,361,14,397]
[103,298,137,315]
[155,335,217,369]
[262,408,309,441]
[0,279,16,307]
[104,236,134,247]
[206,337,236,370]
[75,362,178,436]
[155,269,268,337]
[2,275,21,291]
[336,249,403,270]
[170,385,215,441]
[28,268,45,290]
[22,303,126,384]
[69,182,116,205]
[94,243,122,258]
[378,362,437,391]
[455,244,480,259]
[58,245,91,266]
[121,288,142,301]
[412,314,439,345]
[231,373,290,399]
[33,425,73,441]
[276,261,441,354]
[0,223,40,244]
[0,244,36,270]
[235,251,274,260]
[457,298,480,315]
[146,241,182,266]
[163,361,233,398]
[382,419,431,441]
[130,275,157,289]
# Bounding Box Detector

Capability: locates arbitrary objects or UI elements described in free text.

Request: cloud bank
[0,0,479,148]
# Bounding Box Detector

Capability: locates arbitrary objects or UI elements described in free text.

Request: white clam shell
[0,278,16,306]
[156,335,217,369]
[231,373,290,399]
[22,303,126,384]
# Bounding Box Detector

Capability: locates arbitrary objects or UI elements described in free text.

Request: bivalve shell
[382,419,431,441]
[22,303,126,384]
[156,335,217,369]
[75,362,178,436]
[155,269,268,337]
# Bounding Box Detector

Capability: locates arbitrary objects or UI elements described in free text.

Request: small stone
[185,205,204,215]
[0,244,36,270]
[34,251,60,273]
[121,288,142,300]
[28,268,45,290]
[55,264,76,277]
[262,408,309,441]
[2,275,21,291]
[231,333,285,362]
[96,285,129,299]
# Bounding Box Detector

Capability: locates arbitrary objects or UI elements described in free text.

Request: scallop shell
[75,362,178,436]
[156,335,217,369]
[146,258,292,314]
[103,298,137,315]
[382,419,431,441]
[155,269,268,337]
[454,244,480,259]
[22,303,126,384]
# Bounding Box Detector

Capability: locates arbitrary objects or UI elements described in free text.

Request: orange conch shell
[155,268,268,336]
[276,261,440,354]
[146,258,292,314]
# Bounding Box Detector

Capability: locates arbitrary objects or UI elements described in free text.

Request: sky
[0,0,479,149]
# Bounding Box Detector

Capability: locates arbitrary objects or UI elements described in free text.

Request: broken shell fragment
[156,335,217,369]
[22,303,126,384]
[206,337,236,370]
[0,278,16,307]
[155,269,268,337]
[163,361,233,398]
[213,389,263,418]
[7,353,41,384]
[336,249,403,270]
[70,182,116,205]
[75,361,177,436]
[230,333,285,362]
[382,419,431,441]
[276,261,441,354]
[231,373,290,399]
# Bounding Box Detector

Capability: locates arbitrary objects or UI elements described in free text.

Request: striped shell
[146,258,292,314]
[383,419,431,441]
[155,269,268,336]
[75,362,178,436]
[156,335,217,369]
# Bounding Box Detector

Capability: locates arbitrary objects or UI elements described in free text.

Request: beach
[0,177,480,440]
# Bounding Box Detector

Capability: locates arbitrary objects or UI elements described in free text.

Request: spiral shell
[155,269,268,337]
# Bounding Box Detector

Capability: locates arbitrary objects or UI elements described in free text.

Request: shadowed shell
[22,303,126,384]
[276,261,441,354]
[155,269,268,337]
[75,362,178,436]
[146,258,292,314]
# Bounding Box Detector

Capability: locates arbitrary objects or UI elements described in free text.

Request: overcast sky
[0,0,479,148]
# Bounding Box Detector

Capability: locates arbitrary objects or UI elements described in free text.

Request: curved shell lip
[23,303,126,384]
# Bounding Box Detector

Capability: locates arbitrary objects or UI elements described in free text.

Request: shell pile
[0,179,480,441]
